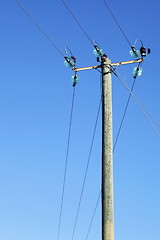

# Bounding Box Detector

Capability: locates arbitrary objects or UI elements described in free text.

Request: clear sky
[0,1,160,240]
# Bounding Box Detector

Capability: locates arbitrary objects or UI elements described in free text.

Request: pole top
[101,54,111,63]
[101,54,107,62]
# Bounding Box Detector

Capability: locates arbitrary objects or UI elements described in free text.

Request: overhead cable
[15,0,65,57]
[60,0,94,47]
[115,71,160,137]
[113,62,142,152]
[85,191,101,240]
[103,0,132,47]
[137,100,160,129]
[71,97,102,240]
[57,87,76,240]
[113,77,136,151]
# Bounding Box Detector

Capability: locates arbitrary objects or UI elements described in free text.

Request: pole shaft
[102,57,114,240]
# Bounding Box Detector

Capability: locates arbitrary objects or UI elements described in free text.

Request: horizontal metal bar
[73,59,143,72]
[111,58,143,66]
[73,65,101,72]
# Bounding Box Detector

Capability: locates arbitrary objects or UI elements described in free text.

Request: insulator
[71,75,79,86]
[133,66,142,78]
[64,57,75,68]
[129,47,140,58]
[140,47,146,57]
[93,45,104,57]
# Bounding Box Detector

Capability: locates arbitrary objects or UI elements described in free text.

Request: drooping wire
[15,0,65,57]
[57,87,76,240]
[134,39,144,47]
[113,63,142,152]
[115,71,160,137]
[71,97,102,240]
[103,0,132,47]
[60,0,94,47]
[65,46,73,57]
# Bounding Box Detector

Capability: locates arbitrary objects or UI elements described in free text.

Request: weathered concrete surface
[102,58,114,240]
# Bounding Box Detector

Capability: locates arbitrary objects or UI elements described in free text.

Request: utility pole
[73,56,142,240]
[101,56,114,240]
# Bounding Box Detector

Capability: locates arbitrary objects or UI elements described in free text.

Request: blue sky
[0,1,160,240]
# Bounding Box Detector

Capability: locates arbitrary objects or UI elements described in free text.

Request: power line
[103,0,132,47]
[137,99,160,129]
[60,0,94,47]
[15,0,65,57]
[113,77,136,151]
[57,87,76,240]
[71,97,102,240]
[113,66,139,152]
[85,191,101,240]
[115,71,160,137]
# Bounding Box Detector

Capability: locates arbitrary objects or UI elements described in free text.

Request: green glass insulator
[71,75,79,85]
[93,46,104,57]
[129,48,140,58]
[133,67,142,77]
[64,57,75,68]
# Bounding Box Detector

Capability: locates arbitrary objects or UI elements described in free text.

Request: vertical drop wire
[113,77,136,151]
[85,191,101,240]
[57,87,76,240]
[71,97,102,240]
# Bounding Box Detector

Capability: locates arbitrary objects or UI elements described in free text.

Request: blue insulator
[71,75,79,86]
[64,57,75,68]
[93,45,104,57]
[133,67,142,78]
[129,47,140,58]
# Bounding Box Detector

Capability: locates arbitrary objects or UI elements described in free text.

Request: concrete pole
[101,56,114,240]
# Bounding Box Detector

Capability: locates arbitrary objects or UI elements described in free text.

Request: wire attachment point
[130,39,151,58]
[64,46,76,68]
[64,57,75,68]
[130,46,140,58]
[133,66,142,78]
[72,73,79,87]
[93,41,104,57]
